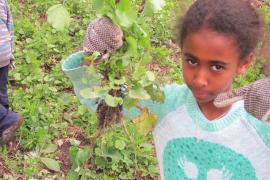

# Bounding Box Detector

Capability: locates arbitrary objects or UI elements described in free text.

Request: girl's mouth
[192,90,210,100]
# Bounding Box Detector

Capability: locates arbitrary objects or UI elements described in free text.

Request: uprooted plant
[79,0,166,131]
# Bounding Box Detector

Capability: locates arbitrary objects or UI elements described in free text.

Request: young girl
[63,0,270,179]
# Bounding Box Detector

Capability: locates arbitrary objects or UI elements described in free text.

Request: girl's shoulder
[244,113,270,150]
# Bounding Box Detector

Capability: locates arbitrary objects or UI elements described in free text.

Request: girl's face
[182,28,251,104]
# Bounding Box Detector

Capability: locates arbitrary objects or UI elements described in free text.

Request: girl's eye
[186,59,198,66]
[211,64,224,72]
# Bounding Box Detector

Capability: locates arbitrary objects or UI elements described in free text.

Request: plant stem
[121,118,134,143]
[138,0,146,14]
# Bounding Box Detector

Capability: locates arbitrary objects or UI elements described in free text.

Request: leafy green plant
[233,59,265,88]
[77,0,167,129]
[66,145,94,180]
[94,122,158,179]
[47,4,71,31]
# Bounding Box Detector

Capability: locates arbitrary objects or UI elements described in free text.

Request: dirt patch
[0,157,11,177]
[60,87,73,94]
[148,40,181,76]
[0,156,25,180]
[41,64,52,73]
[165,40,182,62]
[147,63,171,76]
[6,139,23,156]
[54,126,93,174]
[68,126,91,146]
[39,14,47,23]
[134,173,158,180]
[55,139,72,174]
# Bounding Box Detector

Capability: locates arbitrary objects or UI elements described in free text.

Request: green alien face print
[163,138,256,180]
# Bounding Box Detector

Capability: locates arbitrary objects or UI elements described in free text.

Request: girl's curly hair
[177,0,263,61]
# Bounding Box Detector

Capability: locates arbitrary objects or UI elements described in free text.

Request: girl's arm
[62,52,188,122]
[245,113,270,150]
[62,52,99,110]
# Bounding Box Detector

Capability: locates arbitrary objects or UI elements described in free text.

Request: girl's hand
[214,78,270,122]
[83,17,123,62]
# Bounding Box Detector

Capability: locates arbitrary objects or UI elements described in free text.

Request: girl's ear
[237,53,254,74]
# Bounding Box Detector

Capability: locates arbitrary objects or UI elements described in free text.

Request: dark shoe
[0,116,24,145]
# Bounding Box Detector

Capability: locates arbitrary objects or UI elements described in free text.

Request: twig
[136,105,144,111]
[138,0,146,14]
[121,118,134,143]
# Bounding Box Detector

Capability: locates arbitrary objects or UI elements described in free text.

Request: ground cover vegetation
[0,0,269,179]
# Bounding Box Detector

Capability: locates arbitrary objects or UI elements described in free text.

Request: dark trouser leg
[0,66,18,134]
[0,106,17,135]
[0,65,9,109]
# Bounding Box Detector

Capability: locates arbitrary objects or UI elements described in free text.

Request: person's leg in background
[0,65,23,144]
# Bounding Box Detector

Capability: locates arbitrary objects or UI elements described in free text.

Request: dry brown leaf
[133,107,158,135]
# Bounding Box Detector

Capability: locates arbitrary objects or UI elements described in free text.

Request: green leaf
[138,71,156,87]
[14,73,21,80]
[129,86,150,100]
[93,0,105,11]
[148,164,158,175]
[138,35,151,48]
[91,51,101,60]
[69,147,90,170]
[69,146,79,163]
[115,0,137,28]
[140,143,153,151]
[123,98,139,109]
[146,71,155,81]
[40,157,60,172]
[103,175,114,180]
[140,53,152,65]
[42,144,58,154]
[87,65,97,77]
[78,105,88,115]
[126,36,138,56]
[86,65,102,84]
[80,88,100,99]
[80,86,109,99]
[70,139,81,146]
[114,77,126,85]
[102,150,122,163]
[133,66,146,80]
[105,94,123,107]
[143,0,166,16]
[115,140,126,150]
[115,9,136,28]
[145,85,165,103]
[77,148,90,165]
[67,170,79,180]
[47,4,70,31]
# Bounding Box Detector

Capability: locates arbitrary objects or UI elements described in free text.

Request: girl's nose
[193,69,208,88]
